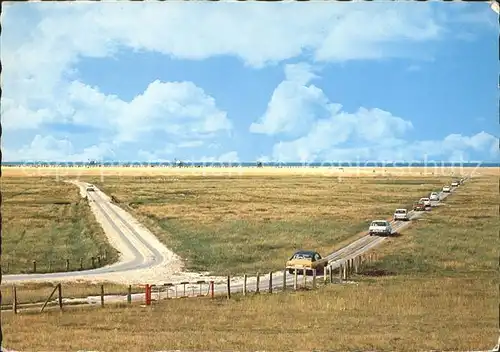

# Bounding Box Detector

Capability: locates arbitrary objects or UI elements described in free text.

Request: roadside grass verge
[2,176,119,274]
[2,175,497,351]
[85,175,452,275]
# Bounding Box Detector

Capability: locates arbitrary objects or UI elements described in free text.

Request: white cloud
[258,65,498,162]
[3,135,116,162]
[249,63,340,137]
[1,2,495,161]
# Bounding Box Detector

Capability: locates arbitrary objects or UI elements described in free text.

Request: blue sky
[2,1,499,163]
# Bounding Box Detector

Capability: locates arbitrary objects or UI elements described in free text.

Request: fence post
[65,259,70,271]
[145,284,151,305]
[100,284,105,307]
[12,285,17,314]
[80,258,84,270]
[210,281,214,299]
[294,269,298,290]
[312,269,316,289]
[256,272,260,294]
[266,272,271,294]
[127,285,132,304]
[57,283,63,311]
[283,269,287,291]
[243,274,247,296]
[227,275,231,299]
[32,260,36,273]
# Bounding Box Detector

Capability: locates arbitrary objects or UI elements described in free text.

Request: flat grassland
[85,173,454,275]
[1,176,118,274]
[2,173,497,351]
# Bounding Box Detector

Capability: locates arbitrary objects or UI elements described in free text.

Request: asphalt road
[157,179,465,297]
[3,178,464,295]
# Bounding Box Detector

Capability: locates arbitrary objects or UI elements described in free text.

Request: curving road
[3,181,169,283]
[3,177,466,298]
[3,177,467,308]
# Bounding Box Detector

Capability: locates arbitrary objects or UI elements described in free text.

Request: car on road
[393,208,410,221]
[286,250,327,275]
[413,201,426,211]
[368,220,393,236]
[86,186,95,192]
[429,192,439,201]
[419,197,431,207]
[442,185,451,193]
[451,180,459,187]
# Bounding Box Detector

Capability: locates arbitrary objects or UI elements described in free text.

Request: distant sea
[2,161,499,167]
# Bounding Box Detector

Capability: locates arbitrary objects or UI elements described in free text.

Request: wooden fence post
[65,259,70,271]
[100,284,105,307]
[58,283,63,311]
[210,281,214,299]
[294,269,298,290]
[243,274,247,296]
[127,285,132,304]
[12,285,17,315]
[268,272,272,294]
[256,272,260,294]
[283,269,287,291]
[227,275,231,299]
[312,269,316,289]
[32,260,36,273]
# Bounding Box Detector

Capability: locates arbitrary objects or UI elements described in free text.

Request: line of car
[285,177,466,275]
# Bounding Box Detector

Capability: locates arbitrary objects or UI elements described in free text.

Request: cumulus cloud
[1,2,496,161]
[249,63,340,137]
[256,65,498,162]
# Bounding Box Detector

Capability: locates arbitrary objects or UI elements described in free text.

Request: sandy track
[4,177,468,311]
[3,181,227,285]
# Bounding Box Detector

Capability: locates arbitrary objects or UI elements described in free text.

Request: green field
[2,176,118,274]
[3,175,497,351]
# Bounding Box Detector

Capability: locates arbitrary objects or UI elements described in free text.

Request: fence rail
[4,252,379,314]
[2,250,112,274]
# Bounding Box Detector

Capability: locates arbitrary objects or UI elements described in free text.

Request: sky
[2,1,499,163]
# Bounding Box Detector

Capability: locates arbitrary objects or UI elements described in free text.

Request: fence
[4,252,380,314]
[2,250,111,274]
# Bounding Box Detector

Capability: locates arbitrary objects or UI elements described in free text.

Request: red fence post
[145,284,152,305]
[210,281,214,299]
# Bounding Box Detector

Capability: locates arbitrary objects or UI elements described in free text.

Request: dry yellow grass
[1,176,118,274]
[1,174,497,351]
[83,174,455,274]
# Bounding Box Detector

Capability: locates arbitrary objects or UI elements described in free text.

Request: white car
[419,197,431,207]
[451,181,459,187]
[442,185,451,193]
[368,220,393,236]
[393,208,410,221]
[429,192,439,201]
